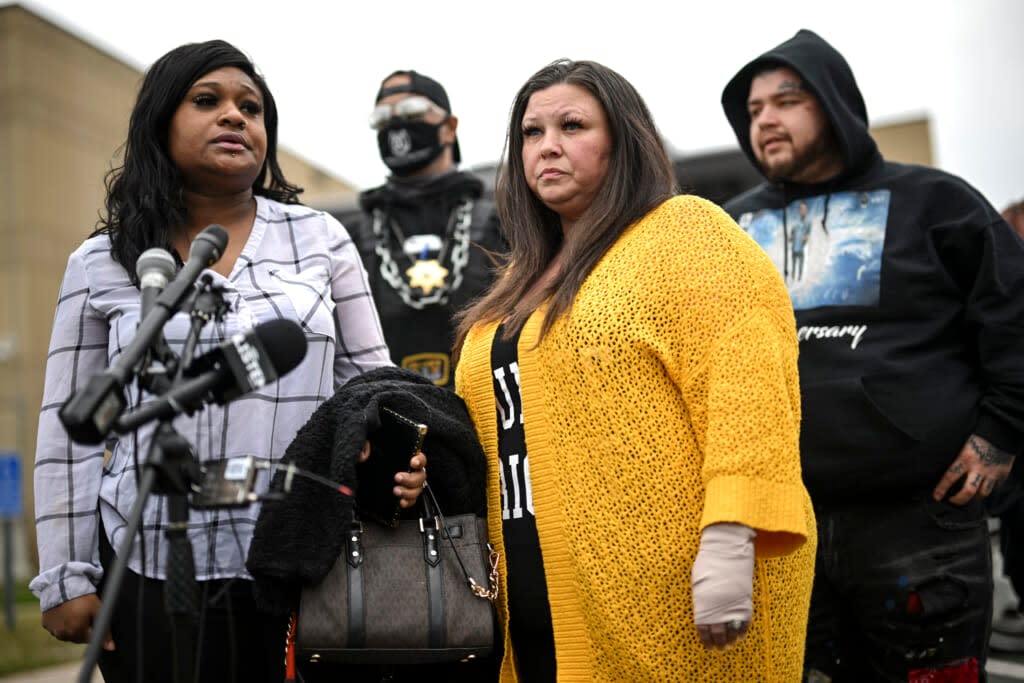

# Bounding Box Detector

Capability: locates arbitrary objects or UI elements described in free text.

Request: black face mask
[377,120,446,176]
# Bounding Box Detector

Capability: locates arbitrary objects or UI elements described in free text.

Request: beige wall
[278,148,359,208]
[0,3,357,577]
[873,117,933,167]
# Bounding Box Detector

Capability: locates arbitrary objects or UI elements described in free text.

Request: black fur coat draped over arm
[246,367,488,615]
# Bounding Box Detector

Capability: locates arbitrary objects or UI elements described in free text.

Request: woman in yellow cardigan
[451,59,816,682]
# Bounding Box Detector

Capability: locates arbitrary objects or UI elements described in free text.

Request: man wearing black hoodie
[720,29,1024,682]
[346,70,506,389]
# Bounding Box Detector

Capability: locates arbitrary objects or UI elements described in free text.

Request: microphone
[135,248,178,394]
[136,248,177,319]
[114,319,307,434]
[157,226,229,321]
[59,226,230,444]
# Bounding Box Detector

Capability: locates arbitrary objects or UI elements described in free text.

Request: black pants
[999,499,1024,608]
[804,494,992,683]
[98,528,288,683]
[987,466,1024,608]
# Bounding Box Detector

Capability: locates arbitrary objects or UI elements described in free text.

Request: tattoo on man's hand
[948,462,965,475]
[969,436,1013,467]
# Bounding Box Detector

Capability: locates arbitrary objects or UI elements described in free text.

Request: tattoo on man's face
[777,80,803,93]
[969,435,1014,467]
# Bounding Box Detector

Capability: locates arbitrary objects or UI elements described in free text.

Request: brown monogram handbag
[288,482,498,667]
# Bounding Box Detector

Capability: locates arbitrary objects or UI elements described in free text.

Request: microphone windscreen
[252,319,308,377]
[190,224,230,263]
[136,248,177,282]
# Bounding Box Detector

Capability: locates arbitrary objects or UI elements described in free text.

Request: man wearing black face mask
[347,70,506,390]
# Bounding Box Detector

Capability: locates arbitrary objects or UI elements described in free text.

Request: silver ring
[728,619,744,631]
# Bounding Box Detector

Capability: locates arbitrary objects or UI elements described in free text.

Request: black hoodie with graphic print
[720,29,1024,503]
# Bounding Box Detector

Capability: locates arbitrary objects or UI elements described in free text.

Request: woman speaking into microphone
[29,40,424,683]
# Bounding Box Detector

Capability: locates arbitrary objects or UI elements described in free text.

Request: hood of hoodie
[721,28,879,187]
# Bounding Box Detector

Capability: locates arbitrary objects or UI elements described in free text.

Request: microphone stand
[178,275,229,377]
[78,281,229,683]
[77,421,201,683]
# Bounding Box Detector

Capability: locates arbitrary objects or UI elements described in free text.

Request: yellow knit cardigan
[455,196,816,682]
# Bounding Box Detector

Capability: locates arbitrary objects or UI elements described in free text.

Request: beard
[760,133,840,184]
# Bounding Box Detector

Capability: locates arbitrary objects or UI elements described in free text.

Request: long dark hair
[454,59,677,352]
[94,39,302,282]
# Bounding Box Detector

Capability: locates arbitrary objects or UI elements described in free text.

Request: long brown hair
[453,59,677,356]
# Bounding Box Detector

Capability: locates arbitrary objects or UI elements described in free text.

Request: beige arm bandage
[691,522,756,625]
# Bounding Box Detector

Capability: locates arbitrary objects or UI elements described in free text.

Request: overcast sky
[13,0,1024,211]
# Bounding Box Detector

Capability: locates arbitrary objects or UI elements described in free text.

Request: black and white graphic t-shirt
[492,323,556,681]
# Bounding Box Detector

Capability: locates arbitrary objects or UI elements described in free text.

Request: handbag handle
[421,482,499,601]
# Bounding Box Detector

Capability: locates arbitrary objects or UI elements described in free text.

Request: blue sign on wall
[0,454,21,518]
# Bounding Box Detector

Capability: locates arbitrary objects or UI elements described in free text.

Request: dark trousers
[999,500,1024,608]
[987,467,1024,608]
[98,529,288,683]
[804,494,992,683]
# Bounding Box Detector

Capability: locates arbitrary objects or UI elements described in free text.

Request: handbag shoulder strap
[421,483,499,601]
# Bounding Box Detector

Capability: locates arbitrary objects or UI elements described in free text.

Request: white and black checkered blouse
[31,196,391,611]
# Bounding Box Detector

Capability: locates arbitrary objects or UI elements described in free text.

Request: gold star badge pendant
[405,259,449,294]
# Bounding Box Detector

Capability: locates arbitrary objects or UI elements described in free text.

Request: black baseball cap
[375,70,461,163]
